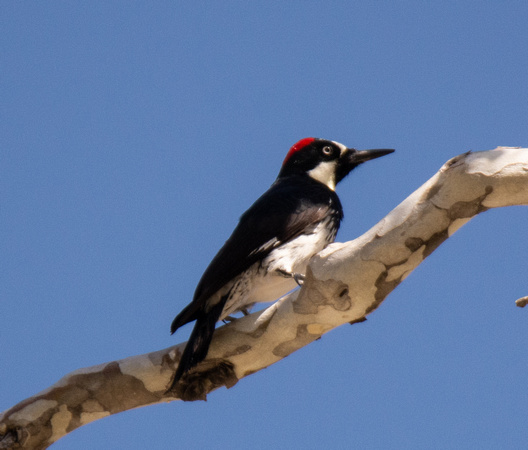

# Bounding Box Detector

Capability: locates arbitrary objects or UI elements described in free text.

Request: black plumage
[170,175,342,383]
[168,138,394,390]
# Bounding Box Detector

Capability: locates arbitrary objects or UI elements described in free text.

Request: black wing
[170,175,342,332]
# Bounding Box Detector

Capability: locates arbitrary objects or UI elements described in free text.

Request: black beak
[336,148,394,184]
[351,148,395,164]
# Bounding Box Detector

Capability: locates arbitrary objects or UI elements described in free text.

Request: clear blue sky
[2,2,527,449]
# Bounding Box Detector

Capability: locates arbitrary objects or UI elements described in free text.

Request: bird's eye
[322,146,333,155]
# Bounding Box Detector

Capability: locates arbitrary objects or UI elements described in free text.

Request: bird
[168,137,394,389]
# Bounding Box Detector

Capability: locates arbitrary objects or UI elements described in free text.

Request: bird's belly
[246,272,298,303]
[263,217,336,274]
[220,219,336,320]
[220,269,297,320]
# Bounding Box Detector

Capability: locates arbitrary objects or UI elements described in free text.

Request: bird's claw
[277,269,305,286]
[293,273,305,286]
[222,307,251,324]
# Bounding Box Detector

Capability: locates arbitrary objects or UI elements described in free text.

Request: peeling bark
[1,147,527,449]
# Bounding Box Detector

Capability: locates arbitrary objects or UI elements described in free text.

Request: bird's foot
[222,308,251,324]
[277,269,305,286]
[293,273,305,286]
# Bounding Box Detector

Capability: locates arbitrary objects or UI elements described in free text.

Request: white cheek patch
[308,160,337,190]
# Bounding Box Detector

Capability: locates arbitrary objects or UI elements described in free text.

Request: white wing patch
[249,237,279,256]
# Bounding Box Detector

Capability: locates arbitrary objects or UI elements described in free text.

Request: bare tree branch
[2,147,527,449]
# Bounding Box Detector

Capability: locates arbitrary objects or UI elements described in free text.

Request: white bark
[1,147,527,449]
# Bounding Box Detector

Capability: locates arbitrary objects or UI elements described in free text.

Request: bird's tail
[170,301,199,335]
[167,297,226,391]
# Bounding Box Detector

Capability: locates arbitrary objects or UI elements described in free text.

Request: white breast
[263,217,337,275]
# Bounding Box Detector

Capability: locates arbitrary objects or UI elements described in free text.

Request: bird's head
[278,138,394,190]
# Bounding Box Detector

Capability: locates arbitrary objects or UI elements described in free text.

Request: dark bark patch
[272,324,319,358]
[1,404,57,450]
[405,237,424,252]
[170,360,238,402]
[0,426,22,450]
[423,229,449,258]
[365,270,402,315]
[448,186,492,220]
[56,362,159,415]
[349,316,367,325]
[223,345,251,358]
[425,183,442,201]
[449,201,480,219]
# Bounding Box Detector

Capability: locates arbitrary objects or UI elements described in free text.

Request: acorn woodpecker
[169,138,393,388]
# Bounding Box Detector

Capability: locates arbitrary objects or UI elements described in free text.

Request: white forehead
[331,140,348,155]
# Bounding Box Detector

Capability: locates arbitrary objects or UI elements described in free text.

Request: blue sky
[2,2,527,449]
